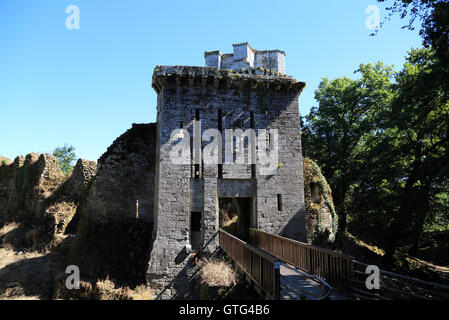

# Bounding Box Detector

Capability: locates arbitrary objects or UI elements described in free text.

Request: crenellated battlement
[205,42,286,74]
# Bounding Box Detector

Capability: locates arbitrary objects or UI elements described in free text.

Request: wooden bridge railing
[219,229,280,299]
[249,228,354,290]
[249,228,449,299]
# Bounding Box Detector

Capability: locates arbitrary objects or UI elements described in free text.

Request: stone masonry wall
[148,65,306,298]
[68,123,156,284]
[0,153,96,248]
[205,43,286,74]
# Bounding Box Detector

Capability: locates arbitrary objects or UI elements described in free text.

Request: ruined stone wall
[303,157,338,246]
[50,159,97,236]
[0,153,96,248]
[0,153,64,224]
[0,157,11,166]
[79,123,156,222]
[68,123,156,284]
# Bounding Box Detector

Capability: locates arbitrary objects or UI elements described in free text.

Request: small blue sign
[275,262,281,269]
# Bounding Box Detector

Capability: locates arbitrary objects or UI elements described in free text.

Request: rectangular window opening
[195,109,200,121]
[218,164,223,179]
[218,109,223,132]
[195,164,200,179]
[191,212,202,232]
[277,194,283,211]
[218,109,223,179]
[250,111,255,129]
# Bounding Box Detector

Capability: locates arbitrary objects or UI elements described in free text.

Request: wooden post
[274,261,281,300]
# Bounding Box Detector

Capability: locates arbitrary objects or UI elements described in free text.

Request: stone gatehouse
[147,43,307,298]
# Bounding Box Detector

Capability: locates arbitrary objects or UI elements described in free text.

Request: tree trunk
[384,168,421,262]
[410,183,431,255]
[333,189,347,250]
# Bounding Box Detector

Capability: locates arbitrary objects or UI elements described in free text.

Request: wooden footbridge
[218,229,449,300]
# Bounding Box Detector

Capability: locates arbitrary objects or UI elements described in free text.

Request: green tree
[381,48,449,260]
[53,144,77,174]
[304,48,449,261]
[378,0,449,88]
[373,1,449,259]
[302,62,396,247]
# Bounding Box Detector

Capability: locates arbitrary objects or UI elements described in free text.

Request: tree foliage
[302,48,449,260]
[302,63,396,248]
[53,144,77,174]
[378,0,449,77]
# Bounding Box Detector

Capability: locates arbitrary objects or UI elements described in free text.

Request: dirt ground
[0,222,68,300]
[1,221,448,300]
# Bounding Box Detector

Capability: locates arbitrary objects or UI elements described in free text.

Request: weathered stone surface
[0,153,96,248]
[148,59,306,298]
[57,159,97,204]
[303,157,338,246]
[68,123,156,284]
[205,42,286,74]
[0,157,11,166]
[0,153,65,225]
[51,159,97,236]
[79,123,156,222]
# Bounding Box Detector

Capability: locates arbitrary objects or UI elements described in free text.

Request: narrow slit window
[195,109,200,121]
[179,121,184,129]
[218,109,223,179]
[195,164,200,179]
[251,164,256,179]
[190,137,193,160]
[250,111,256,178]
[218,109,222,132]
[250,111,255,129]
[277,194,283,211]
[218,164,223,179]
[194,109,200,178]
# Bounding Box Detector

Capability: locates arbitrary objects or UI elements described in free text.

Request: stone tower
[147,43,306,299]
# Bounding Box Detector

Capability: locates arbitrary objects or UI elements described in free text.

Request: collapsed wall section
[0,153,96,248]
[68,123,156,284]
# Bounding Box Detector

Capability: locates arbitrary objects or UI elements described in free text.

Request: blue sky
[0,0,422,162]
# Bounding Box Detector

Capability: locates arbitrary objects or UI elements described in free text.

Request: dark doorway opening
[219,197,253,241]
[190,211,202,250]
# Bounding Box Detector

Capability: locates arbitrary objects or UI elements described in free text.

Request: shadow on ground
[0,238,71,299]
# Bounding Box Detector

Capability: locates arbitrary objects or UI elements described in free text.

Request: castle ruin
[0,43,338,301]
[147,43,307,298]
